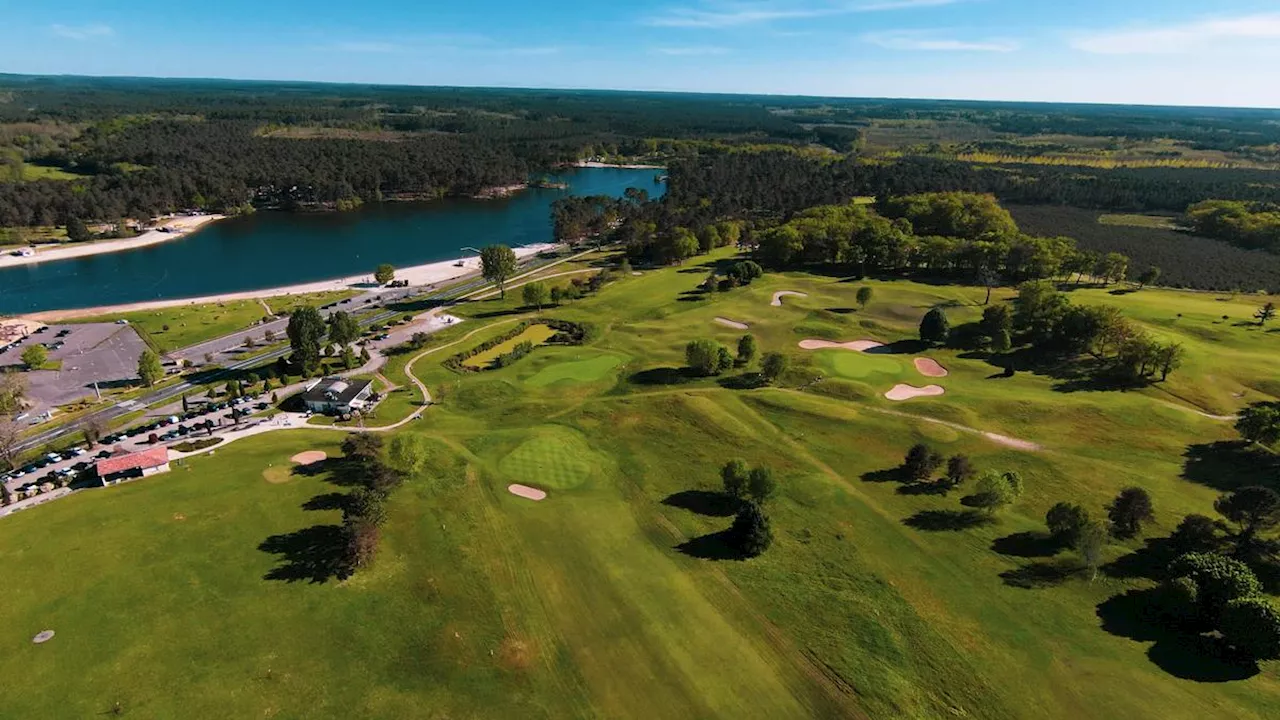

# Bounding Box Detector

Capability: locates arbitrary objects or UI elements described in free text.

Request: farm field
[2,248,1278,719]
[67,290,357,353]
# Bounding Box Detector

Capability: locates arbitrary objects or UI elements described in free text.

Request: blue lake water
[0,167,663,313]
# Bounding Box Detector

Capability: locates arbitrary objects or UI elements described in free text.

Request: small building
[301,377,374,415]
[95,446,171,485]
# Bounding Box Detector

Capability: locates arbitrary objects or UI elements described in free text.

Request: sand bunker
[884,384,946,401]
[771,291,808,307]
[714,317,749,330]
[32,630,55,644]
[914,358,949,378]
[290,451,327,465]
[508,484,547,501]
[799,338,885,352]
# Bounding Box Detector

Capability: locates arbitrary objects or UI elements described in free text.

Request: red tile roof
[96,446,170,476]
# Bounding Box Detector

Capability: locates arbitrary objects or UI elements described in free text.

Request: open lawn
[70,290,357,353]
[2,247,1278,719]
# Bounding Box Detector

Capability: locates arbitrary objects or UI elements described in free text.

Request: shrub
[721,459,750,499]
[1220,597,1280,661]
[1167,552,1262,625]
[1046,502,1091,547]
[1107,487,1155,538]
[730,502,773,557]
[919,307,950,344]
[686,339,732,376]
[903,443,944,482]
[760,352,788,384]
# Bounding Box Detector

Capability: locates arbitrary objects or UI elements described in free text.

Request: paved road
[11,250,576,456]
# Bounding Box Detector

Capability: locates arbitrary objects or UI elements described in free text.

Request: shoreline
[22,243,563,322]
[0,214,226,269]
[572,161,666,170]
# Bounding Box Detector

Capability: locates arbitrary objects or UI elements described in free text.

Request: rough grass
[463,324,557,369]
[2,248,1279,719]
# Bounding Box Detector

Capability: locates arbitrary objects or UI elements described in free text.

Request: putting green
[527,353,626,387]
[498,426,604,490]
[815,349,903,379]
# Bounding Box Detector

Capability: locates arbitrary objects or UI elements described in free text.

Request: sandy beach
[0,214,226,269]
[24,243,562,322]
[572,161,666,170]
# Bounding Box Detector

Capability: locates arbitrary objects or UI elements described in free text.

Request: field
[1009,204,1280,293]
[69,291,357,353]
[2,249,1278,718]
[462,323,557,369]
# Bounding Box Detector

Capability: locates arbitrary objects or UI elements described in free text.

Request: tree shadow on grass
[992,531,1062,558]
[676,530,747,561]
[470,308,526,320]
[999,559,1080,589]
[1102,536,1180,581]
[861,467,904,484]
[903,509,992,531]
[865,339,929,355]
[896,481,952,496]
[1183,441,1280,493]
[717,373,766,390]
[827,307,858,315]
[302,492,349,512]
[629,366,697,386]
[663,490,739,518]
[259,524,347,583]
[1097,589,1259,682]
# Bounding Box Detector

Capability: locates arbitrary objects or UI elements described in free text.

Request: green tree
[736,334,757,366]
[342,432,384,464]
[1078,520,1109,581]
[730,502,773,557]
[1235,401,1280,445]
[945,454,975,487]
[374,263,396,284]
[522,281,551,310]
[903,443,944,482]
[919,307,950,344]
[760,352,788,385]
[342,518,380,576]
[389,434,431,474]
[21,344,47,370]
[137,350,164,387]
[1136,266,1161,289]
[1155,342,1184,382]
[1167,552,1262,625]
[287,306,326,374]
[1107,487,1154,538]
[856,286,874,310]
[668,227,699,263]
[65,216,90,242]
[685,339,731,376]
[721,459,750,499]
[340,347,357,369]
[1214,486,1280,545]
[1046,502,1091,547]
[346,487,388,526]
[480,245,519,298]
[746,467,777,503]
[1169,514,1222,554]
[327,311,360,347]
[971,471,1024,514]
[0,373,25,414]
[1257,301,1277,327]
[1220,597,1280,661]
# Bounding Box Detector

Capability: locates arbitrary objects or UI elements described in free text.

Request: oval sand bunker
[290,451,327,465]
[885,384,945,401]
[771,291,808,307]
[714,317,749,330]
[32,630,55,644]
[799,338,885,352]
[508,484,547,501]
[914,358,949,377]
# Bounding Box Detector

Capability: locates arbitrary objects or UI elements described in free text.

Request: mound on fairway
[913,358,948,377]
[290,451,327,465]
[771,291,808,307]
[799,338,885,352]
[498,426,604,490]
[507,484,547,501]
[526,353,625,388]
[884,383,945,401]
[714,317,749,330]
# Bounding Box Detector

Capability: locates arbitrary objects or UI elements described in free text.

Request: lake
[0,167,663,313]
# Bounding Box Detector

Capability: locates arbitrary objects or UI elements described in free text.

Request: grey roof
[301,377,372,406]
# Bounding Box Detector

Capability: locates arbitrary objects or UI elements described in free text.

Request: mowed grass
[463,323,557,369]
[1097,213,1181,230]
[2,247,1279,718]
[71,290,357,353]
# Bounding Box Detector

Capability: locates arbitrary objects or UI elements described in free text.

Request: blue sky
[5,1,1280,107]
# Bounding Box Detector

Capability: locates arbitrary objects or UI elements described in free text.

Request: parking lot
[0,322,150,412]
[1,392,274,503]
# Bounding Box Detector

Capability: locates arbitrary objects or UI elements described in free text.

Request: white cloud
[51,24,114,41]
[1071,13,1280,55]
[652,46,732,55]
[644,0,965,29]
[865,31,1019,52]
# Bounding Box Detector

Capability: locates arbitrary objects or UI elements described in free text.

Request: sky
[5,1,1280,107]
